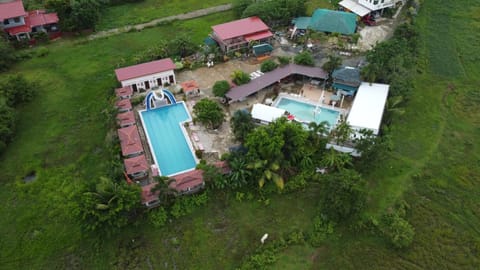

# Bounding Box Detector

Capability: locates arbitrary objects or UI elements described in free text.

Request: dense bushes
[212,80,231,97]
[0,38,17,71]
[0,75,37,154]
[234,0,307,26]
[260,59,278,73]
[46,0,102,31]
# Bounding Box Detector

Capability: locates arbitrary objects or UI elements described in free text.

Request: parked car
[362,15,376,26]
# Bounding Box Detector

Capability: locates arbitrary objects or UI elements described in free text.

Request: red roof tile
[214,161,231,174]
[115,86,133,98]
[117,125,143,156]
[116,111,136,127]
[5,24,31,35]
[0,0,26,20]
[212,17,270,41]
[115,58,176,82]
[244,30,273,42]
[141,183,159,204]
[170,169,204,192]
[115,99,132,111]
[27,10,58,27]
[124,154,149,175]
[180,80,199,92]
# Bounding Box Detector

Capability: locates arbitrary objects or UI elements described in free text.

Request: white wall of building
[358,0,396,11]
[1,16,26,29]
[120,70,176,91]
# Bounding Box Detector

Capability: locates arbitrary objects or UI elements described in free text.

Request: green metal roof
[292,17,312,30]
[252,43,273,56]
[332,83,358,95]
[309,9,357,35]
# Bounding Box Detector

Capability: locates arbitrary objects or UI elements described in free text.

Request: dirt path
[88,4,232,40]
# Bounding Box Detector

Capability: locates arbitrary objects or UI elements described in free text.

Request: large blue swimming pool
[275,97,339,128]
[140,103,196,176]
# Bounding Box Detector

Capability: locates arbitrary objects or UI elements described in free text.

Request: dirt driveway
[176,59,260,96]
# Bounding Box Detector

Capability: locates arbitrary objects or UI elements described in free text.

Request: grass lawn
[306,0,335,15]
[97,0,231,31]
[1,0,480,268]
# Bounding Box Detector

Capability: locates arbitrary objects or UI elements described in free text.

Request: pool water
[140,103,196,176]
[275,97,339,128]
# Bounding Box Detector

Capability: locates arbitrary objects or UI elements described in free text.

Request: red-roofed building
[115,86,133,99]
[117,125,144,157]
[0,1,59,41]
[115,99,132,112]
[211,17,273,53]
[141,182,160,207]
[115,58,176,92]
[124,154,149,179]
[170,169,205,195]
[116,110,136,127]
[180,80,200,97]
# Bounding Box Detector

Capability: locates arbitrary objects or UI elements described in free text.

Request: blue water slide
[163,89,177,104]
[145,92,154,110]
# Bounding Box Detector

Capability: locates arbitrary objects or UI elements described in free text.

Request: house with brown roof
[117,125,144,157]
[124,154,149,179]
[115,58,176,92]
[0,0,60,41]
[211,17,273,53]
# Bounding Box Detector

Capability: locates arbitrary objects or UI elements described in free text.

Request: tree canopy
[0,38,16,72]
[294,51,315,66]
[193,98,225,129]
[231,109,254,143]
[239,0,307,26]
[260,59,278,73]
[74,177,141,234]
[212,80,231,97]
[231,70,251,85]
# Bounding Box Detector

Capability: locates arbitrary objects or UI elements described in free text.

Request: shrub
[231,70,251,85]
[130,94,146,106]
[212,80,231,97]
[36,47,50,57]
[294,51,314,66]
[277,56,291,66]
[260,59,278,73]
[170,192,208,218]
[149,207,168,228]
[380,214,415,249]
[308,215,335,247]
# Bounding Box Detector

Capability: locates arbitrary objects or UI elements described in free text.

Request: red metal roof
[115,86,133,98]
[117,125,143,156]
[27,10,58,27]
[5,24,30,35]
[170,169,204,192]
[180,80,199,92]
[0,0,26,20]
[124,154,149,175]
[116,111,136,127]
[212,17,270,41]
[244,30,273,42]
[115,58,176,82]
[115,99,132,111]
[141,182,159,204]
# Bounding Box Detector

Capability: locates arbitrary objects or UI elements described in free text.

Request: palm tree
[321,148,352,171]
[231,110,254,143]
[84,176,121,210]
[150,176,178,206]
[248,159,284,190]
[384,95,406,125]
[228,155,251,189]
[308,121,330,145]
[330,115,352,145]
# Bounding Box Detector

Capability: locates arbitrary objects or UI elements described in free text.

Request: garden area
[0,0,479,269]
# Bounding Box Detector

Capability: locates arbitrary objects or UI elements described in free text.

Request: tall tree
[0,37,16,72]
[230,109,254,143]
[193,98,225,129]
[322,54,342,76]
[150,176,178,206]
[320,169,366,222]
[75,177,140,234]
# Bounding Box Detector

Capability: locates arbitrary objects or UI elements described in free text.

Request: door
[145,81,150,89]
[132,84,138,92]
[157,78,162,86]
[169,75,174,84]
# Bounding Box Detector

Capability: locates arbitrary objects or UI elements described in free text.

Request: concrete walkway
[88,3,232,40]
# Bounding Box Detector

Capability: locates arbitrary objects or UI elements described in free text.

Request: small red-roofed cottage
[116,110,136,127]
[170,169,205,195]
[141,182,160,208]
[115,86,133,99]
[0,0,60,41]
[211,17,273,53]
[124,154,149,179]
[115,99,132,112]
[115,58,176,92]
[180,80,200,97]
[117,125,143,157]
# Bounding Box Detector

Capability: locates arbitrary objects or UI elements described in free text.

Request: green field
[97,0,231,31]
[1,0,480,269]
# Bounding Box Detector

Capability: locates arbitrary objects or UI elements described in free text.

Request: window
[3,19,10,25]
[13,17,20,23]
